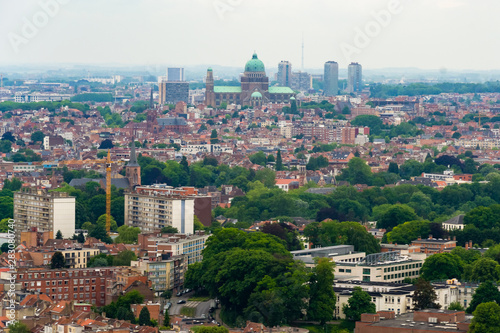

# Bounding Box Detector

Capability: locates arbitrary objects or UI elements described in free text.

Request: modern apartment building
[124,192,194,234]
[347,62,362,93]
[138,230,209,265]
[131,255,186,293]
[14,188,75,243]
[324,61,339,96]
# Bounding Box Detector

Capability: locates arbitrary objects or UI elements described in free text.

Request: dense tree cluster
[184,229,334,327]
[99,290,143,322]
[137,154,275,191]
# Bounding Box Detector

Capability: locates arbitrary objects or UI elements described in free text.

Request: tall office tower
[347,62,362,93]
[324,61,339,96]
[277,61,292,87]
[167,67,185,81]
[14,188,76,243]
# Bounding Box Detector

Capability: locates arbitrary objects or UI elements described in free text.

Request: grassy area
[180,306,196,317]
[188,296,211,302]
[296,321,355,333]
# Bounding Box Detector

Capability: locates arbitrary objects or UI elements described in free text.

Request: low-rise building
[354,310,470,333]
[411,236,457,255]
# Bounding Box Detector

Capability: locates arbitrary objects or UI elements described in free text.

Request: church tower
[205,68,215,106]
[126,140,141,189]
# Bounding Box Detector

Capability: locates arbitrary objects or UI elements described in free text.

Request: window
[363,268,370,275]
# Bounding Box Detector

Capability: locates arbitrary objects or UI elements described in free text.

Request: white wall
[52,197,76,238]
[171,199,194,235]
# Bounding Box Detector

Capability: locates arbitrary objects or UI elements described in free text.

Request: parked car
[177,300,186,304]
[176,292,182,297]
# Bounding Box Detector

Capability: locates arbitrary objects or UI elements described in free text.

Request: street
[168,291,214,319]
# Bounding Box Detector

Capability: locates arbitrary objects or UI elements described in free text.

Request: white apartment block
[334,252,426,283]
[125,193,194,234]
[14,188,75,243]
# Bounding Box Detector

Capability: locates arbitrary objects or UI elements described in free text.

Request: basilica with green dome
[205,53,295,108]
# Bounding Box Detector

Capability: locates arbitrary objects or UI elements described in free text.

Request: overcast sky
[0,0,498,71]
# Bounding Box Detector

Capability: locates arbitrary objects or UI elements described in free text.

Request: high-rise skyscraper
[324,61,339,96]
[277,61,292,87]
[167,67,185,81]
[347,62,362,93]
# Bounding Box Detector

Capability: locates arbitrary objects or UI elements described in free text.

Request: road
[168,291,214,319]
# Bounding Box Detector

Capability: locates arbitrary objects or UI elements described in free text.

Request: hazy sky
[1,0,498,70]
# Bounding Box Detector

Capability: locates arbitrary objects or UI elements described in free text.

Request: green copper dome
[251,91,262,98]
[245,53,265,72]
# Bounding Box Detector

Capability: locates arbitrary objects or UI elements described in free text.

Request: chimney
[453,236,456,241]
[465,242,469,250]
[418,236,421,241]
[429,234,433,240]
[469,240,473,248]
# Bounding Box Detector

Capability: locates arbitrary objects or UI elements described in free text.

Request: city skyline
[1,0,500,70]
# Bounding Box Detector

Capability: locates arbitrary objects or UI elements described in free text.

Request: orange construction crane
[106,150,112,233]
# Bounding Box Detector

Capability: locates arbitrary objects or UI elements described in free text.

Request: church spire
[128,139,139,167]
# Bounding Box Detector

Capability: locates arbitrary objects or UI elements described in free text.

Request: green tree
[1,243,9,253]
[3,178,22,191]
[413,278,440,310]
[7,321,30,333]
[161,226,179,234]
[197,328,229,333]
[113,250,137,266]
[343,287,376,321]
[308,257,335,325]
[138,306,152,326]
[249,151,267,166]
[469,302,500,333]
[194,215,205,231]
[386,220,432,244]
[464,206,498,229]
[469,257,500,282]
[254,169,276,188]
[0,218,11,233]
[114,225,141,244]
[96,214,118,232]
[0,140,12,153]
[420,253,464,281]
[163,311,170,328]
[338,157,373,185]
[51,251,66,269]
[388,162,399,174]
[77,231,85,243]
[56,230,63,239]
[276,149,283,171]
[90,257,109,267]
[31,130,45,143]
[210,129,219,144]
[447,301,464,311]
[377,204,419,230]
[99,139,114,149]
